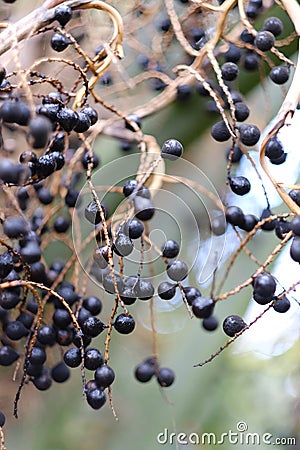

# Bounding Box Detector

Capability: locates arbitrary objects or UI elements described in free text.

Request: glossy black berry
[157,281,177,300]
[27,116,52,149]
[191,296,214,319]
[123,179,139,197]
[128,218,144,239]
[53,308,71,329]
[157,367,175,387]
[0,345,19,366]
[229,176,251,196]
[224,43,241,63]
[81,106,98,125]
[54,5,72,27]
[161,139,183,160]
[211,120,231,142]
[51,33,71,52]
[53,215,70,234]
[260,208,277,231]
[82,316,106,337]
[202,316,219,331]
[95,365,115,388]
[114,313,135,334]
[0,412,5,427]
[182,286,201,305]
[83,296,102,315]
[161,240,180,258]
[63,347,82,368]
[253,273,276,300]
[166,259,188,281]
[265,136,284,159]
[102,273,124,295]
[225,206,244,227]
[263,17,283,37]
[57,107,78,132]
[135,362,155,382]
[234,102,250,122]
[270,66,290,85]
[29,346,47,365]
[239,214,258,231]
[239,124,260,146]
[74,112,91,133]
[86,387,106,409]
[290,236,300,263]
[221,62,239,81]
[51,362,70,383]
[37,325,56,346]
[255,31,275,52]
[6,320,28,340]
[273,296,290,313]
[32,372,52,391]
[81,151,100,170]
[84,348,104,370]
[223,315,246,337]
[134,197,155,221]
[3,216,28,238]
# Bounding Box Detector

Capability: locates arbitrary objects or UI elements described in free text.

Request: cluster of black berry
[0,0,299,439]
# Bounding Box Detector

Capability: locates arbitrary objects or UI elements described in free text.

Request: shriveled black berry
[223,315,246,337]
[157,281,177,300]
[114,313,135,334]
[82,316,106,337]
[95,365,115,388]
[86,387,106,409]
[191,296,214,319]
[84,200,105,224]
[81,151,100,170]
[239,124,260,146]
[157,367,175,387]
[136,278,155,300]
[211,120,231,142]
[84,348,104,370]
[102,273,124,294]
[161,240,180,259]
[54,5,72,27]
[51,33,71,52]
[57,107,78,132]
[166,259,188,281]
[0,252,13,279]
[275,219,291,239]
[63,347,82,368]
[113,233,134,257]
[255,31,275,52]
[51,361,70,382]
[202,316,219,331]
[229,176,251,196]
[273,296,290,313]
[161,139,183,160]
[221,62,239,81]
[135,362,155,382]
